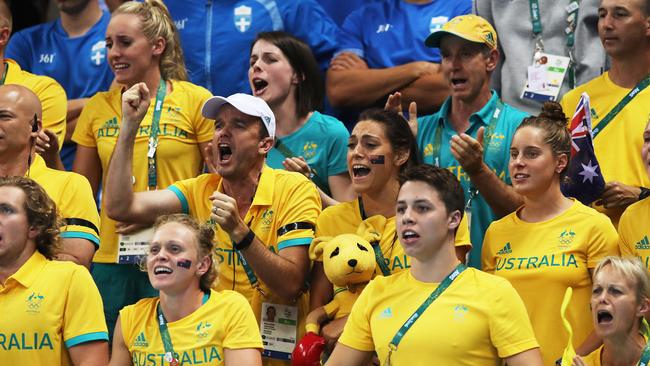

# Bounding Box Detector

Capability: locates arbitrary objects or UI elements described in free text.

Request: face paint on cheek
[177,259,192,269]
[369,155,385,164]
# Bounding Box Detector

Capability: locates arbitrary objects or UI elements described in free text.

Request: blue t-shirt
[336,0,471,68]
[6,11,113,100]
[166,0,339,96]
[266,111,349,196]
[417,92,528,268]
[317,0,381,26]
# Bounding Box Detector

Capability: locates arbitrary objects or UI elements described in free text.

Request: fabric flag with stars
[560,92,605,204]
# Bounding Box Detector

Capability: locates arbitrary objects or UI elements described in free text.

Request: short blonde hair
[594,256,650,303]
[113,0,188,81]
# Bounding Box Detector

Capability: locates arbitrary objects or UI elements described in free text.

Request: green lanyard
[0,62,8,85]
[156,303,180,366]
[358,197,393,276]
[147,79,167,190]
[231,217,266,296]
[528,0,580,88]
[384,263,467,366]
[593,75,650,138]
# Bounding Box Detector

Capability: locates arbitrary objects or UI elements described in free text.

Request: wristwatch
[640,187,650,201]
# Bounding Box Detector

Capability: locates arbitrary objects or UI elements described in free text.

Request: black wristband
[234,229,255,251]
[640,187,650,200]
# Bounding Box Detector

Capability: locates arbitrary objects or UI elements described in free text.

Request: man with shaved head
[0,84,99,268]
[0,0,67,168]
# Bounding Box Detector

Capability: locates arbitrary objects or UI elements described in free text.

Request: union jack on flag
[560,93,606,204]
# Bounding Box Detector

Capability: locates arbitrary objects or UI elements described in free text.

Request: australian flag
[560,93,605,204]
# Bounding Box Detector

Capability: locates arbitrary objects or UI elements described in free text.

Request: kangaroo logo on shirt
[636,235,650,250]
[90,40,106,66]
[429,16,449,33]
[558,229,576,249]
[196,321,213,339]
[234,5,252,33]
[25,292,45,313]
[302,142,318,159]
[453,304,469,321]
[261,209,274,227]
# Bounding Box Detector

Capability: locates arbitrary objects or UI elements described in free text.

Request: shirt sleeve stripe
[61,231,100,248]
[65,217,99,235]
[65,332,109,348]
[277,237,312,251]
[167,186,189,214]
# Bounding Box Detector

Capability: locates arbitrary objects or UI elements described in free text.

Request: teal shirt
[267,111,349,196]
[417,91,529,268]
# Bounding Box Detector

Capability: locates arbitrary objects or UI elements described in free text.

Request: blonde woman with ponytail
[481,102,620,365]
[71,0,214,338]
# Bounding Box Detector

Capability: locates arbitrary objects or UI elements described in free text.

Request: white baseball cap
[201,93,276,138]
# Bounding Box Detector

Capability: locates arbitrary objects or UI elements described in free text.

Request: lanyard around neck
[593,75,650,138]
[385,263,467,366]
[156,302,179,366]
[0,62,8,85]
[639,339,650,366]
[147,79,167,190]
[528,0,581,88]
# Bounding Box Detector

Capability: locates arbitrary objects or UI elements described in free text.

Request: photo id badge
[260,302,298,360]
[117,227,154,264]
[521,52,571,103]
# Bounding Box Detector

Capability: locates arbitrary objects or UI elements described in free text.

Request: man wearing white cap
[104,83,321,363]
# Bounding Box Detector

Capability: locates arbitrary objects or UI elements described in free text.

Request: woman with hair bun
[482,102,619,365]
[72,0,214,338]
[110,214,263,366]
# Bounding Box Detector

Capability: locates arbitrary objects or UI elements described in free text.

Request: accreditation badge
[521,52,571,103]
[260,302,298,360]
[117,227,154,264]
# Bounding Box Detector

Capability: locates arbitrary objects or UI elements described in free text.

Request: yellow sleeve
[118,305,135,347]
[167,175,202,216]
[454,214,471,248]
[338,280,376,352]
[222,292,263,350]
[34,75,67,149]
[560,91,579,126]
[586,214,620,268]
[189,84,214,143]
[488,277,539,358]
[59,173,100,248]
[63,266,109,347]
[276,178,321,251]
[481,225,496,273]
[72,96,99,148]
[618,209,636,257]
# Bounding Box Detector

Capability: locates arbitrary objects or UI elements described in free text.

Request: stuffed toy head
[309,233,376,288]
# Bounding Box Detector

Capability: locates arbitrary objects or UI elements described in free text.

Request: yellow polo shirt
[339,268,539,365]
[5,58,66,148]
[120,290,262,366]
[561,72,650,225]
[72,79,213,263]
[169,165,321,363]
[28,154,100,247]
[619,198,650,269]
[0,252,108,365]
[482,200,619,365]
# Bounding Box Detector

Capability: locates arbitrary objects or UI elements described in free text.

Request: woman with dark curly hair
[482,102,620,365]
[110,214,263,366]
